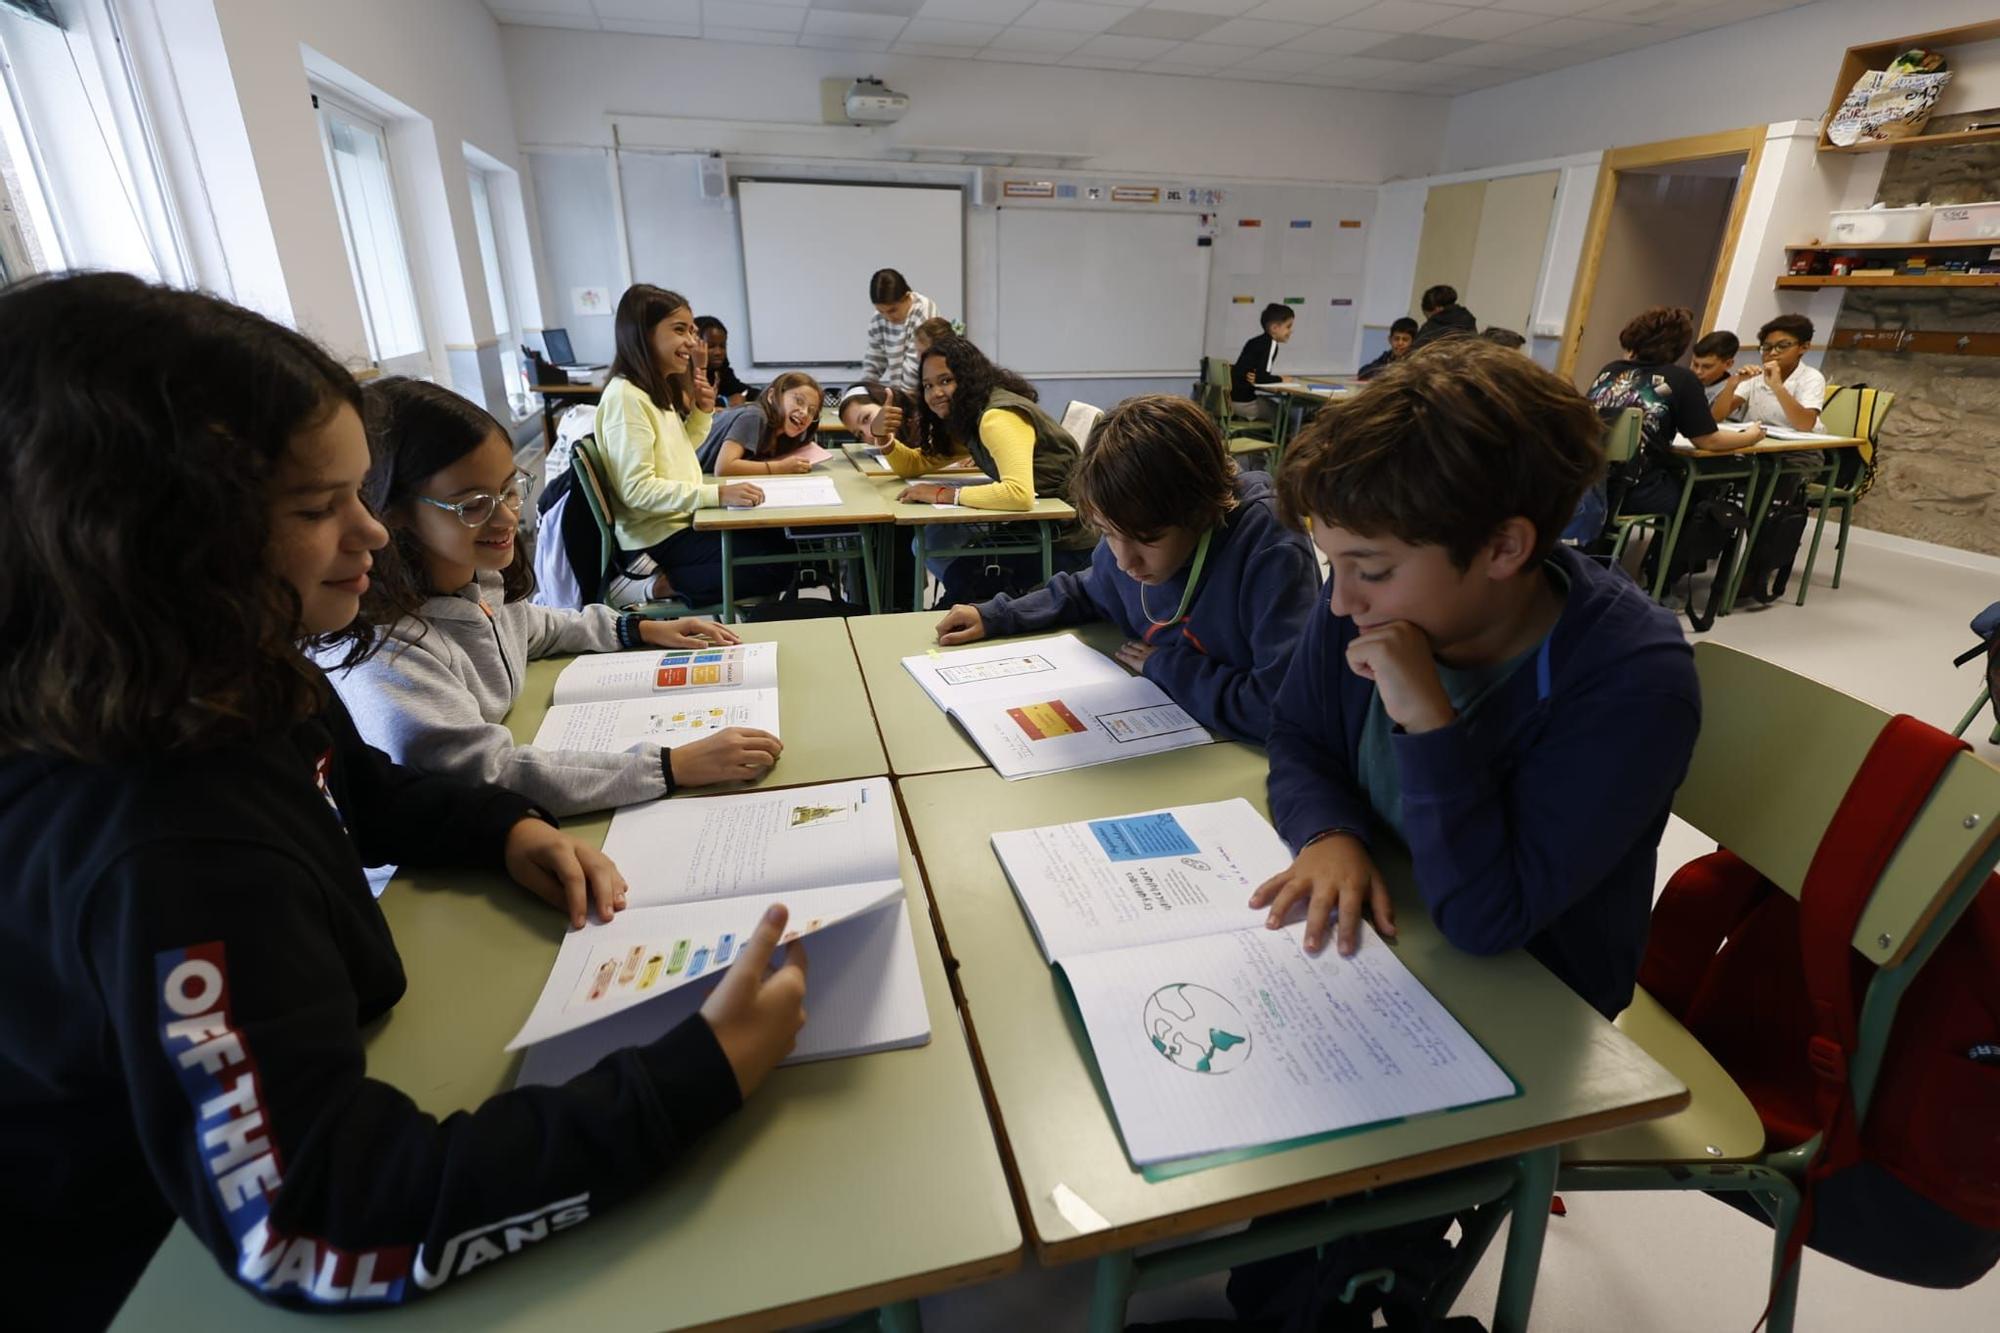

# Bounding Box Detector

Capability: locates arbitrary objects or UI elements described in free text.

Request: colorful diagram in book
[655,650,741,690]
[572,928,743,1008]
[1144,983,1251,1074]
[1007,699,1087,741]
[548,641,777,706]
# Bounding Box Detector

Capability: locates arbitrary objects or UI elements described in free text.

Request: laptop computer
[542,328,605,372]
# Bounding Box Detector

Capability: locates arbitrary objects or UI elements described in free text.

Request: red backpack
[1640,716,2000,1290]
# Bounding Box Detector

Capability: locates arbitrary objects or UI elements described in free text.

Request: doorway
[1561,128,1766,385]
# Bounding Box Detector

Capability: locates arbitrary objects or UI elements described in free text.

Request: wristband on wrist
[615,611,643,650]
[659,747,678,797]
[1300,827,1363,853]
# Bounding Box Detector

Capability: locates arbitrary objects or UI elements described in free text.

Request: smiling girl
[698,371,825,476]
[326,378,782,820]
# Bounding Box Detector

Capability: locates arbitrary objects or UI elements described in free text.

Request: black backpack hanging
[1662,494,1746,633]
[1741,490,1812,607]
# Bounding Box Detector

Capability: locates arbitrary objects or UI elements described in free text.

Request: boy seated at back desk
[1252,337,1701,1022]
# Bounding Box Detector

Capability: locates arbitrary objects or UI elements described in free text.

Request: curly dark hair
[608,283,695,416]
[1618,306,1695,364]
[0,272,364,759]
[913,333,1038,458]
[351,378,535,647]
[1277,336,1603,570]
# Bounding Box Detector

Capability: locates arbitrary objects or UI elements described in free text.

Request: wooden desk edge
[1019,1086,1693,1267]
[891,506,1077,526]
[692,509,895,530]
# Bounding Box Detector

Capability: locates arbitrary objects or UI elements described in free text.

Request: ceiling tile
[1241,0,1375,20]
[1142,0,1261,15]
[701,0,804,32]
[1343,1,1475,34]
[1581,0,1706,18]
[1106,8,1224,39]
[1314,53,1411,80]
[983,25,1090,52]
[601,17,704,33]
[911,0,1033,20]
[810,0,924,15]
[490,8,602,30]
[1201,16,1312,45]
[801,9,907,36]
[592,0,701,21]
[704,23,799,41]
[1488,0,1611,14]
[497,0,593,15]
[1013,1,1125,32]
[1059,53,1145,68]
[1507,15,1640,46]
[1363,32,1479,60]
[1578,24,1662,56]
[1424,6,1546,38]
[898,16,1001,44]
[1149,39,1248,68]
[1286,25,1392,54]
[892,39,977,55]
[975,46,1068,61]
[1435,40,1540,66]
[797,32,895,49]
[1075,33,1181,58]
[1239,46,1333,71]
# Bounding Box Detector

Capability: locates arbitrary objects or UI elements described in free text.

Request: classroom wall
[1440,0,2000,173]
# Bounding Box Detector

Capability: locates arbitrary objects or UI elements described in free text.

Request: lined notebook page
[1061,922,1514,1166]
[515,902,929,1086]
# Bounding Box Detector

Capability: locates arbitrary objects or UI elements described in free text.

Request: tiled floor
[913,526,2000,1332]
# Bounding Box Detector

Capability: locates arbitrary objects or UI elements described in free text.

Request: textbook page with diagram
[990,798,1515,1166]
[507,778,928,1064]
[901,635,1212,780]
[535,642,778,755]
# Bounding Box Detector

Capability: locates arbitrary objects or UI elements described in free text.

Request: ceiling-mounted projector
[844,77,909,125]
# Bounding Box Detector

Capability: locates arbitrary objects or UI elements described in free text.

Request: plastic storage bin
[1827,204,1933,244]
[1929,201,2000,242]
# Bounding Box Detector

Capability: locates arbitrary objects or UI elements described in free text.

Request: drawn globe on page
[1143,983,1252,1074]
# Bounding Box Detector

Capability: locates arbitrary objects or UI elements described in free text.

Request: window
[467,167,528,415]
[313,91,426,374]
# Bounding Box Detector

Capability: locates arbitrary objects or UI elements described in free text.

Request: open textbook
[991,799,1514,1166]
[507,778,930,1072]
[902,635,1211,780]
[847,444,985,480]
[747,474,840,508]
[533,642,778,755]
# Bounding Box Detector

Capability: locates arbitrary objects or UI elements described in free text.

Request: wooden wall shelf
[1816,18,2000,154]
[1778,275,2000,289]
[1831,326,2000,357]
[1786,239,2000,252]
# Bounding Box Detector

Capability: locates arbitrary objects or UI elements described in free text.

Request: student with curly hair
[0,273,807,1327]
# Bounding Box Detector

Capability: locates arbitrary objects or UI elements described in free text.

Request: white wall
[1442,0,2000,173]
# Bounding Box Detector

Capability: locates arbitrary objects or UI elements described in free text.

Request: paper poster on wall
[1004,180,1055,199]
[1281,220,1326,276]
[571,287,609,317]
[1224,294,1262,346]
[1221,220,1265,276]
[1112,185,1161,204]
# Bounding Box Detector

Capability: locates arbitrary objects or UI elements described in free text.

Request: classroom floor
[909,526,2000,1332]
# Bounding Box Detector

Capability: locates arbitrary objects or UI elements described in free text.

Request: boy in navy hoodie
[1257,337,1698,1020]
[934,394,1320,745]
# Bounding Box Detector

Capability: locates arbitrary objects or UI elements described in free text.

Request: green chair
[1557,642,2000,1333]
[1199,357,1275,454]
[1795,386,1894,605]
[1596,408,1659,564]
[569,438,722,619]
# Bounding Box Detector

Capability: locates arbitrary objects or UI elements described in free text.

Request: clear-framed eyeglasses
[415,472,530,527]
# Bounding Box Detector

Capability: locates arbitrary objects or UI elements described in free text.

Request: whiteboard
[736,180,963,367]
[996,209,1211,376]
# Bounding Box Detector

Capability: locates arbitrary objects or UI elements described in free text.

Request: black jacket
[0,690,739,1327]
[1412,304,1478,349]
[1232,332,1279,403]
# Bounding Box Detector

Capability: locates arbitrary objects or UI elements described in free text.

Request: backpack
[1661,494,1746,633]
[1639,716,2000,1291]
[1739,489,1811,606]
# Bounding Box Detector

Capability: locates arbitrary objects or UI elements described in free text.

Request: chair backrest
[1677,643,2000,969]
[1062,399,1105,448]
[568,438,621,592]
[1600,406,1643,465]
[1202,356,1231,390]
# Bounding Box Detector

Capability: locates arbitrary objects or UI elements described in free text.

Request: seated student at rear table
[886,333,1096,603]
[1586,304,1763,516]
[1480,325,1526,350]
[325,377,780,823]
[1230,303,1295,421]
[694,315,752,405]
[1411,283,1477,349]
[933,395,1321,744]
[594,283,790,606]
[1254,337,1701,1020]
[0,273,807,1328]
[1357,316,1418,380]
[1712,313,1824,431]
[698,372,825,476]
[1689,329,1740,404]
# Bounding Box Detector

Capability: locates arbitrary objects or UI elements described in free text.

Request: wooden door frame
[1557,126,1767,380]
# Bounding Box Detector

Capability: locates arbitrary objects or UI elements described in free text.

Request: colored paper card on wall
[1330,297,1353,306]
[1112,185,1161,203]
[1339,219,1362,228]
[1003,180,1055,198]
[1056,184,1078,199]
[1289,219,1312,229]
[1238,218,1262,228]
[1284,297,1305,304]
[1232,295,1256,303]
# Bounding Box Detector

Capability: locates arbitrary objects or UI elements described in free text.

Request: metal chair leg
[1831,495,1853,589]
[1796,492,1833,606]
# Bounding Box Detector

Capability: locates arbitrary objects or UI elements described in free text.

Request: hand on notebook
[701,903,810,1098]
[504,817,630,930]
[1114,641,1156,673]
[897,483,953,505]
[1345,621,1456,735]
[1250,833,1397,957]
[720,480,765,508]
[640,616,742,648]
[934,604,986,646]
[669,728,783,788]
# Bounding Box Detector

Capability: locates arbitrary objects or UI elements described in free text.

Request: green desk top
[511,618,888,797]
[897,750,1688,1264]
[692,463,896,531]
[844,613,1131,778]
[115,791,1018,1332]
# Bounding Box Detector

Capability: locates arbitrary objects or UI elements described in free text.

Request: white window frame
[466,164,531,418]
[312,87,428,378]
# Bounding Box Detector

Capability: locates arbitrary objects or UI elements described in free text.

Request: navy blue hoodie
[976,472,1321,745]
[1267,545,1699,1017]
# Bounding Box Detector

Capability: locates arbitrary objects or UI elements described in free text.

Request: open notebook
[847,444,985,480]
[509,778,930,1079]
[902,635,1211,780]
[532,642,779,755]
[991,799,1514,1166]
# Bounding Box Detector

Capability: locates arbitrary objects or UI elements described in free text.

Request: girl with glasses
[325,378,781,830]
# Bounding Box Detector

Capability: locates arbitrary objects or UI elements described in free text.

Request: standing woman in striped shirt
[860,268,937,394]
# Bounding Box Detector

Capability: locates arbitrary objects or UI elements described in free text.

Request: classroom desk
[521,618,889,790]
[845,613,1129,777]
[691,465,896,621]
[536,382,603,450]
[113,620,1018,1331]
[899,750,1686,1332]
[1667,435,1864,614]
[892,492,1080,612]
[1255,378,1353,457]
